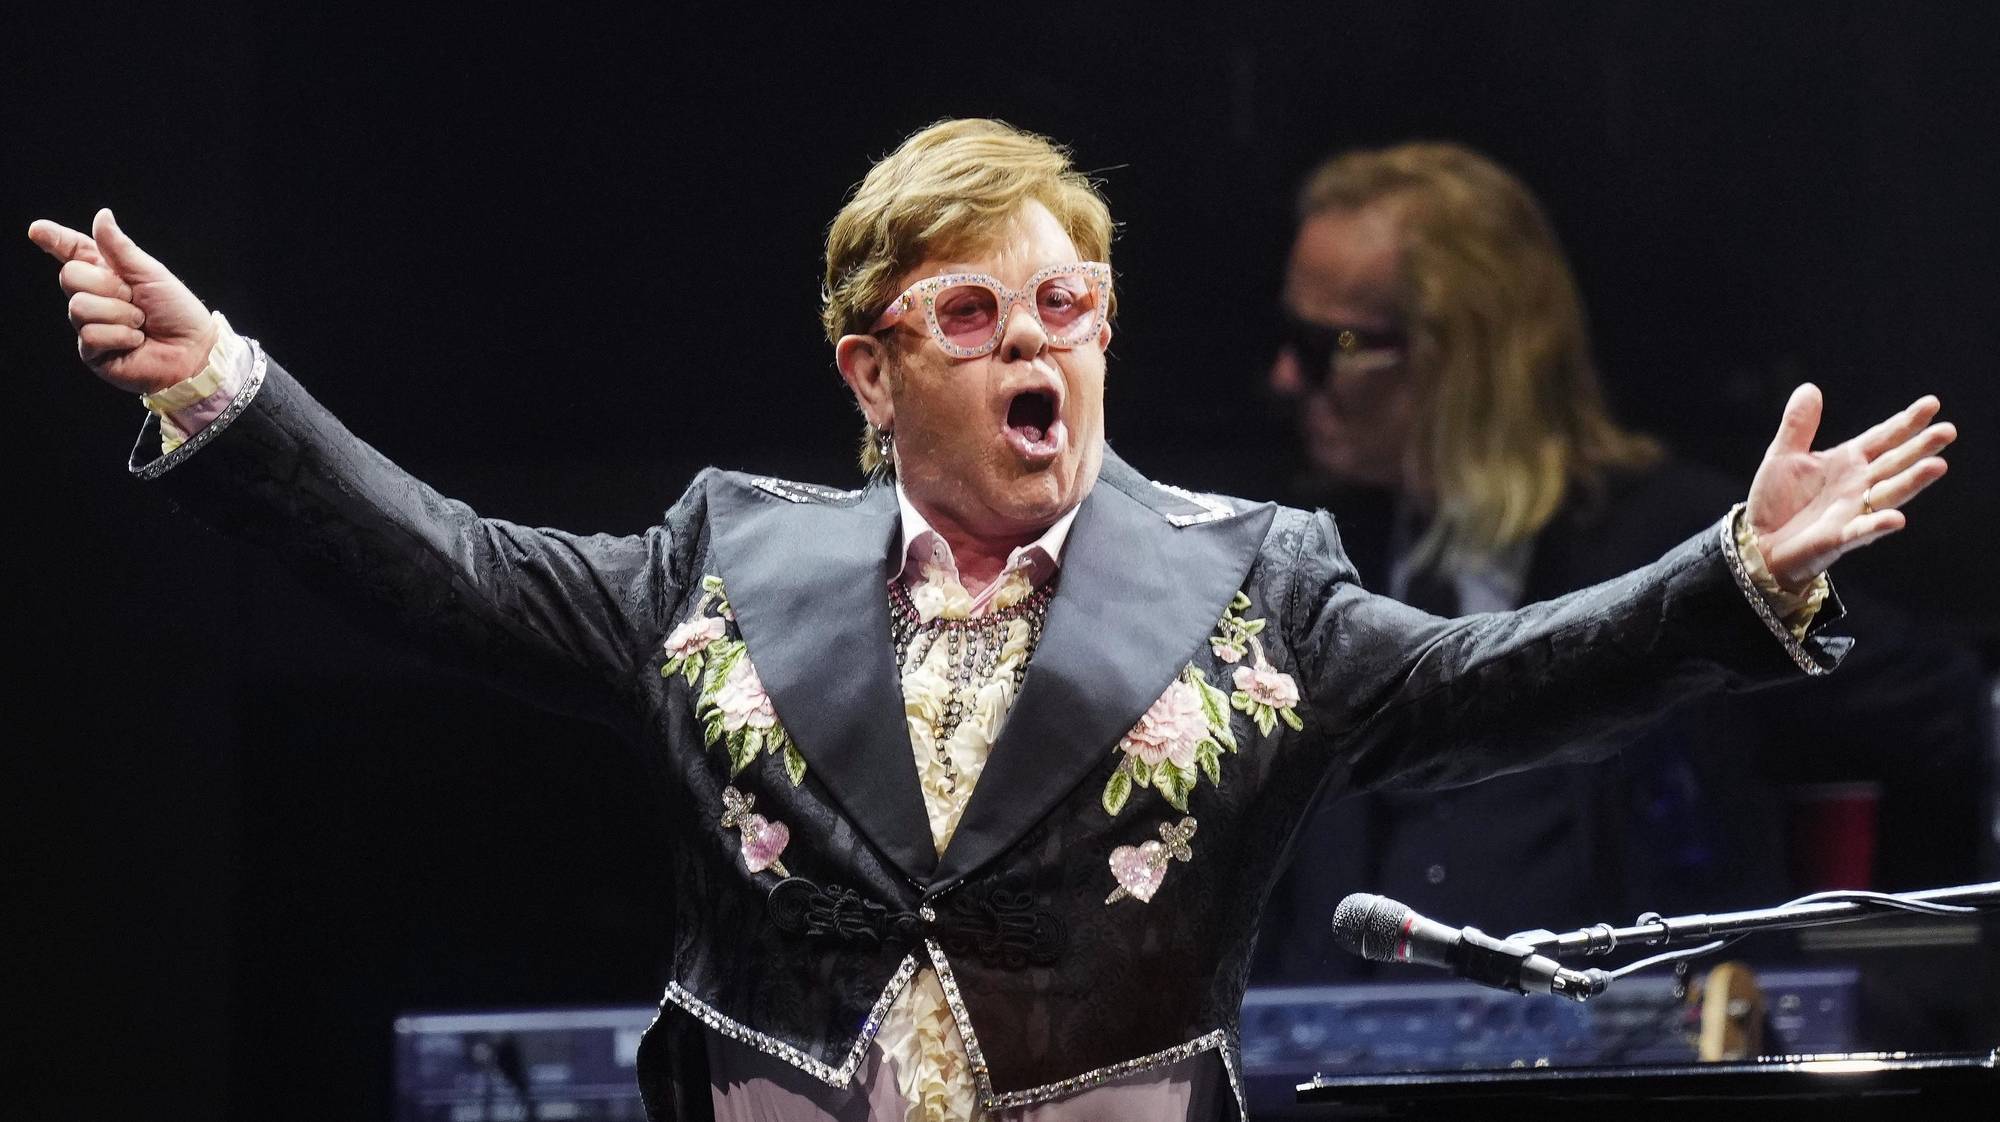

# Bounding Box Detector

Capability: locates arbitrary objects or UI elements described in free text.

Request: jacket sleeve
[133,343,696,728]
[1280,507,1851,794]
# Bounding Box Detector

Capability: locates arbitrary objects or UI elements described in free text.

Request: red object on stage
[1787,781,1879,891]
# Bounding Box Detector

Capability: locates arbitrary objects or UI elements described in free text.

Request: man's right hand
[28,209,217,395]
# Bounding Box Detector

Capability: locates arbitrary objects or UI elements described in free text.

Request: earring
[876,429,894,463]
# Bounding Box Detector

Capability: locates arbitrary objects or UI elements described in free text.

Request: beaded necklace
[888,576,1056,794]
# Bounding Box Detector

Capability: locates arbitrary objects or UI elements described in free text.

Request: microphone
[1332,893,1609,1002]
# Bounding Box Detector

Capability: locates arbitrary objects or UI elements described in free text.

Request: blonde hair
[1298,142,1661,572]
[822,119,1115,474]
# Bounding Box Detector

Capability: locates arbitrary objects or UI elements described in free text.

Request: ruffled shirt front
[873,487,1075,1122]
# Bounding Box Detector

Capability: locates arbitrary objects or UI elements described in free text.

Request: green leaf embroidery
[1191,672,1236,752]
[1195,739,1222,785]
[1102,769,1133,817]
[682,650,704,683]
[1230,692,1254,714]
[705,640,745,687]
[1254,706,1278,737]
[1129,757,1154,787]
[1231,591,1252,612]
[1280,706,1305,732]
[1154,760,1193,812]
[783,743,807,787]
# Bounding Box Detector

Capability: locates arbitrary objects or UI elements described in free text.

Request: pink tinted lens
[932,284,1001,345]
[1036,273,1099,342]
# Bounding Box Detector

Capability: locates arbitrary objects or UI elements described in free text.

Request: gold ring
[1861,486,1875,515]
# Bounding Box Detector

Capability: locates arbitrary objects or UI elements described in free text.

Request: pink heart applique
[739,814,790,874]
[1109,840,1167,903]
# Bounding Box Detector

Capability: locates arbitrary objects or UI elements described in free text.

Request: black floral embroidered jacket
[134,346,1847,1119]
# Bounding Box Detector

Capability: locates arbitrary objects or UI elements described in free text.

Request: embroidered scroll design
[765,876,1066,968]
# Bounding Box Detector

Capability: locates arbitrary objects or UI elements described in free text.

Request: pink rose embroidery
[665,615,726,658]
[1105,670,1233,817]
[1230,654,1305,736]
[676,575,807,786]
[713,656,778,732]
[1118,678,1206,772]
[1232,663,1300,710]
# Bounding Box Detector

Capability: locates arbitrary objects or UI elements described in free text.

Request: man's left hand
[1747,384,1955,591]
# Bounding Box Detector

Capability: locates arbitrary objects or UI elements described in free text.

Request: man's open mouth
[1007,389,1056,443]
[1003,389,1065,460]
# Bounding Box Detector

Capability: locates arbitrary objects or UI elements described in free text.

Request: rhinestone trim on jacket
[1717,504,1831,676]
[923,937,1247,1116]
[653,953,919,1087]
[131,341,269,481]
[750,476,860,505]
[1152,481,1234,527]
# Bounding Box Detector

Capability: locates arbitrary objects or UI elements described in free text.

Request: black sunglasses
[1278,311,1408,387]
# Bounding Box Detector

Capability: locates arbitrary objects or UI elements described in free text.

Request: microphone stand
[1513,882,2000,963]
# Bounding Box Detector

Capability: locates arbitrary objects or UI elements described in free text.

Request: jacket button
[1426,863,1447,885]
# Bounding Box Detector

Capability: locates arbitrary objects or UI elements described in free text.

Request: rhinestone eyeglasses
[871,262,1112,358]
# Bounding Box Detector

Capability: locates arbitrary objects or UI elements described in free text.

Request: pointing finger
[60,259,134,301]
[1768,383,1823,456]
[91,208,171,284]
[68,291,146,331]
[27,219,105,266]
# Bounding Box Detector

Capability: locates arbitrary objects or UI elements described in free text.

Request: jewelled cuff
[1718,503,1837,676]
[137,310,248,452]
[923,937,1247,1117]
[652,954,919,1088]
[1730,508,1829,637]
[129,337,268,481]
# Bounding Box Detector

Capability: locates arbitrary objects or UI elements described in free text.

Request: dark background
[8,4,1997,1118]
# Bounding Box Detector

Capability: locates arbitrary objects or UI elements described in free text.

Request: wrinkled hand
[27,209,216,395]
[1748,384,1955,591]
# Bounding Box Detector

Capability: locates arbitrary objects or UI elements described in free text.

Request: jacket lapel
[930,453,1277,891]
[706,473,939,885]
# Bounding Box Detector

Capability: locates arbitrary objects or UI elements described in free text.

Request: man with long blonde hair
[32,119,1953,1120]
[1260,142,1981,983]
[1270,141,1660,579]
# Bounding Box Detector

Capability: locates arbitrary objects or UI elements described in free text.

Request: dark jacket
[133,346,1845,1119]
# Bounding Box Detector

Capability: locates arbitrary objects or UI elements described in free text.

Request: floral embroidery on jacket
[662,575,808,786]
[1231,642,1305,736]
[1103,666,1235,816]
[1209,591,1263,663]
[1100,590,1303,818]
